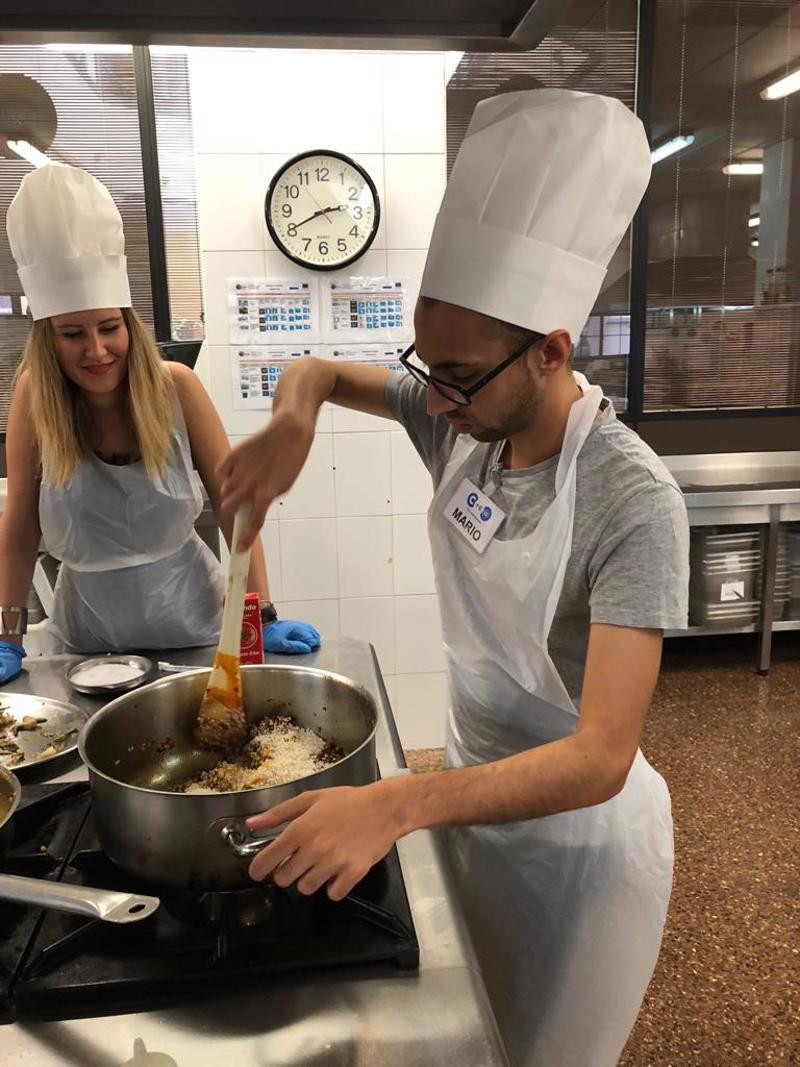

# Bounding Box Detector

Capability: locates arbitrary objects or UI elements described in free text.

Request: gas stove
[0,782,418,1023]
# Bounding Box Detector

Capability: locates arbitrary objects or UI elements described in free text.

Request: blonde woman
[0,164,319,682]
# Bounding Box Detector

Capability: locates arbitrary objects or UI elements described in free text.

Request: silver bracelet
[0,606,28,636]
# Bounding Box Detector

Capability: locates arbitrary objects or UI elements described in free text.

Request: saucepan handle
[220,820,285,859]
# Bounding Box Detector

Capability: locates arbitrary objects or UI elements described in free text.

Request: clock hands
[295,204,345,228]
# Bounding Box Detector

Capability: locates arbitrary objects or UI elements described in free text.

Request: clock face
[265,150,380,271]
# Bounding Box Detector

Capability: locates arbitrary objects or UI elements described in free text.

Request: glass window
[445,1,639,410]
[645,0,800,410]
[0,44,204,434]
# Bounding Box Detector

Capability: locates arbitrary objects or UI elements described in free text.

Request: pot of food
[78,664,379,890]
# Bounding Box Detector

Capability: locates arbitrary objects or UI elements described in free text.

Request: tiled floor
[405,633,800,1066]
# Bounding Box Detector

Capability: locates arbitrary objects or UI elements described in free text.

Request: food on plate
[0,704,78,767]
[70,662,145,688]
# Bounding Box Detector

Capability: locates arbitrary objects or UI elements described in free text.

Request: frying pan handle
[0,873,159,923]
[220,821,284,859]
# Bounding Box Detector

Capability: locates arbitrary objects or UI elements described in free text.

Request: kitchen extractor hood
[0,1,581,51]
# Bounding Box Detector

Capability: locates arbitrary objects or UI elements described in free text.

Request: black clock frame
[264,148,381,272]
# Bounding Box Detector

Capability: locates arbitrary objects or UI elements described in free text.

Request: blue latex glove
[263,620,321,655]
[0,641,26,685]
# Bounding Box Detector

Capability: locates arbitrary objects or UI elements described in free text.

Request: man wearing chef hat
[219,89,690,1066]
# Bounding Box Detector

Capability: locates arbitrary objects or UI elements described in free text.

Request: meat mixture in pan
[178,715,344,794]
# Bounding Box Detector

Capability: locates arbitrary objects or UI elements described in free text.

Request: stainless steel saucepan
[78,664,379,890]
[0,765,159,923]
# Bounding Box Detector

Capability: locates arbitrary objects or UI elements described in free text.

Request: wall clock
[265,150,380,271]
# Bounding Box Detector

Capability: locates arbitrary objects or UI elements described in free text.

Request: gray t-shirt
[386,374,690,704]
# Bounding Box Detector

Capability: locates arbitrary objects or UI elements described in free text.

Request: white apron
[39,395,225,654]
[429,378,674,1067]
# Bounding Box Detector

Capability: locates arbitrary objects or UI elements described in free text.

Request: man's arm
[218,357,394,548]
[245,622,662,899]
[399,623,661,826]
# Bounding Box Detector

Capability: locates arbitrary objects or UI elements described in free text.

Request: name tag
[444,478,506,554]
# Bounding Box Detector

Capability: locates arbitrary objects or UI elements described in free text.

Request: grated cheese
[181,716,342,794]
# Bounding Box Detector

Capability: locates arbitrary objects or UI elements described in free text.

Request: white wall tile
[385,155,446,250]
[251,50,384,153]
[382,54,446,154]
[331,407,397,433]
[317,403,334,433]
[337,517,393,597]
[280,518,339,600]
[263,247,388,284]
[395,671,449,749]
[275,599,341,639]
[189,49,261,153]
[381,672,398,715]
[392,514,436,596]
[394,594,446,673]
[334,432,392,516]
[260,520,282,602]
[391,431,433,514]
[339,596,396,673]
[324,248,390,286]
[200,250,266,346]
[195,153,266,252]
[276,434,336,519]
[387,249,427,315]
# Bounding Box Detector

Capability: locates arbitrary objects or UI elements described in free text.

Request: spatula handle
[217,506,253,657]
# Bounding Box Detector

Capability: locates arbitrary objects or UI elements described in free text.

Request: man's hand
[218,410,314,549]
[246,781,407,901]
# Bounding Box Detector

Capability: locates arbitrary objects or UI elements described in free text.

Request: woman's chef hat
[420,88,651,340]
[6,163,131,321]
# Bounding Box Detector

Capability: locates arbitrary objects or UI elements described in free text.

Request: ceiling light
[7,139,50,168]
[751,239,759,247]
[761,67,800,101]
[723,162,763,175]
[748,215,760,227]
[651,133,695,164]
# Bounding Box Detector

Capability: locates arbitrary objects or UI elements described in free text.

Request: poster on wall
[227,278,319,345]
[321,277,410,343]
[230,345,318,409]
[321,343,406,374]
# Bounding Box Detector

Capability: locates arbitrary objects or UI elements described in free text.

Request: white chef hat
[420,89,651,340]
[6,163,131,321]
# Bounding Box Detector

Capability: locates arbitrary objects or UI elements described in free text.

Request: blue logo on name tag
[466,491,493,523]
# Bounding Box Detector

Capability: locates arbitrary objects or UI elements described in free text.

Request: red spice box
[240,591,264,664]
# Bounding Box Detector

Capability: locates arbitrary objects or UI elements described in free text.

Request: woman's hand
[263,620,321,655]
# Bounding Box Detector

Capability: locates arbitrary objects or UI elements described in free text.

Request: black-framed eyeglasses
[399,331,545,406]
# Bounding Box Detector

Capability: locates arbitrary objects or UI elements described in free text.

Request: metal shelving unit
[663,452,800,673]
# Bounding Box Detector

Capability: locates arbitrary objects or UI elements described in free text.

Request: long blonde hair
[17,307,173,486]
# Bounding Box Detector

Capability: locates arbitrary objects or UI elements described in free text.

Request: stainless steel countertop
[663,450,800,509]
[3,638,507,1066]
